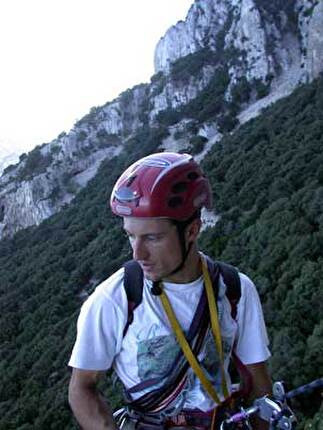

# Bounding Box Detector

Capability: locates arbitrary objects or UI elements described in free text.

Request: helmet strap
[150,211,200,282]
[167,212,199,277]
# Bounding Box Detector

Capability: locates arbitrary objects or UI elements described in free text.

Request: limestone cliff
[0,84,148,237]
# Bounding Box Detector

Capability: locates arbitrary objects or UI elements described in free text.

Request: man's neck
[163,249,202,284]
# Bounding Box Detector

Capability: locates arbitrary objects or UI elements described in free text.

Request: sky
[0,0,193,154]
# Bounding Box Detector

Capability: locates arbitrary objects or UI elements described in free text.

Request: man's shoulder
[238,272,257,294]
[86,267,126,305]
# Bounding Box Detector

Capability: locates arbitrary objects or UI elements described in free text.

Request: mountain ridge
[1,0,323,240]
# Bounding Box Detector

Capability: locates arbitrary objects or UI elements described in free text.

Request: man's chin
[143,271,159,282]
[141,266,161,282]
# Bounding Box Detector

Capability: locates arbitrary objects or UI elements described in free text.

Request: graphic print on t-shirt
[137,331,180,380]
[203,331,233,372]
[136,326,233,387]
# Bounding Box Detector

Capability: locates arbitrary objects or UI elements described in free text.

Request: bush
[2,164,17,175]
[76,130,88,142]
[188,135,208,154]
[170,48,217,84]
[18,147,53,180]
[50,145,61,155]
[253,78,271,99]
[231,77,251,105]
[218,114,239,132]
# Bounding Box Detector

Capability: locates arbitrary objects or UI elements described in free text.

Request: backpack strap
[123,260,144,336]
[210,260,252,398]
[204,256,241,320]
[216,261,241,320]
[123,258,242,333]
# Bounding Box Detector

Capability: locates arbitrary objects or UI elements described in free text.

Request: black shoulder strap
[217,261,241,301]
[123,260,144,336]
[123,257,242,334]
[205,256,241,320]
[123,260,144,305]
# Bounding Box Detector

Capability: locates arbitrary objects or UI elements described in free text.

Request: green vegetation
[58,131,67,139]
[17,147,53,180]
[231,77,252,106]
[184,67,231,123]
[186,135,208,155]
[0,72,323,429]
[157,66,231,127]
[2,163,17,176]
[76,130,88,143]
[170,48,217,84]
[303,3,317,18]
[253,78,271,99]
[255,0,298,33]
[199,75,323,426]
[119,88,134,106]
[50,144,61,155]
[150,71,167,97]
[75,106,100,128]
[96,130,120,147]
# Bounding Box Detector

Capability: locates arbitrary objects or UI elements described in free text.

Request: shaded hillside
[199,75,323,426]
[0,76,323,428]
[0,127,165,430]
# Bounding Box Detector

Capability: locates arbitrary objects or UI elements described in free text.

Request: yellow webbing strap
[159,256,229,404]
[201,257,230,399]
[160,289,222,404]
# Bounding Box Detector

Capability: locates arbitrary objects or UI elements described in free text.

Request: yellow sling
[159,256,229,405]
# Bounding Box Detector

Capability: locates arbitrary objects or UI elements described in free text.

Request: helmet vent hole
[126,175,137,187]
[187,171,199,181]
[171,182,187,193]
[168,196,183,208]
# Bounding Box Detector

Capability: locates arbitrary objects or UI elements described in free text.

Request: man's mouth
[140,263,154,271]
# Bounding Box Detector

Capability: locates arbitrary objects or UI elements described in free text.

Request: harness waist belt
[128,409,213,429]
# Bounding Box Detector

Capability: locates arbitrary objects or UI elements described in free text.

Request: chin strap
[156,255,230,405]
[167,212,200,277]
[166,241,193,277]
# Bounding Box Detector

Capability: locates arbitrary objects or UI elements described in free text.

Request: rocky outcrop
[299,0,323,80]
[154,0,323,98]
[154,0,231,73]
[0,85,150,237]
[0,141,122,238]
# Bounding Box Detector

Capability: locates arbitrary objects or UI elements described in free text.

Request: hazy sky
[0,0,192,153]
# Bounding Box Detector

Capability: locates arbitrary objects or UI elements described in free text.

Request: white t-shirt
[69,262,270,412]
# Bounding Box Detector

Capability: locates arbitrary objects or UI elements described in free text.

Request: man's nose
[132,238,149,261]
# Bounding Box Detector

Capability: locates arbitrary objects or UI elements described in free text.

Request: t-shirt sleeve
[234,273,271,365]
[68,268,127,370]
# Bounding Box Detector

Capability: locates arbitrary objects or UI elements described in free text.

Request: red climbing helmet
[110,152,212,220]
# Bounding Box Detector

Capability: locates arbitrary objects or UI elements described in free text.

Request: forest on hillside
[0,75,322,429]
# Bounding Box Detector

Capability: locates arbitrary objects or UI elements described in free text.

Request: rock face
[155,0,323,83]
[1,0,323,239]
[300,0,323,79]
[0,85,148,238]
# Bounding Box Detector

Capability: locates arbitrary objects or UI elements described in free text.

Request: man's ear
[186,218,201,242]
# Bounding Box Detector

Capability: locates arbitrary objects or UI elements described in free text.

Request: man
[68,152,272,429]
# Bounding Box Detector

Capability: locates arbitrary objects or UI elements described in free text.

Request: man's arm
[68,368,118,430]
[245,361,272,430]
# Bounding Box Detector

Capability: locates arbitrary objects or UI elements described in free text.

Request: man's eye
[146,235,162,241]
